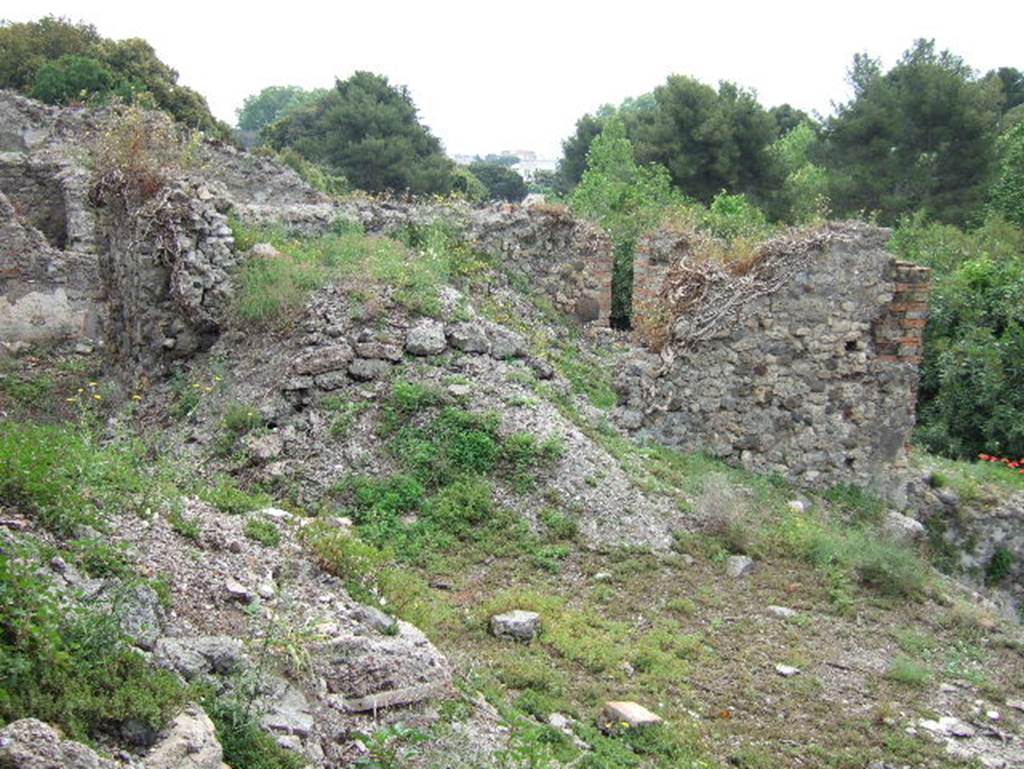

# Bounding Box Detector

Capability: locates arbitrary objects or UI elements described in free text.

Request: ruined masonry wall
[618,222,932,497]
[319,199,615,325]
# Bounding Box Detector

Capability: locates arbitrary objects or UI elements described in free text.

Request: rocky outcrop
[0,719,119,769]
[143,705,225,769]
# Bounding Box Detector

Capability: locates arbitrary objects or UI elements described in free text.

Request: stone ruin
[619,224,931,499]
[0,89,930,498]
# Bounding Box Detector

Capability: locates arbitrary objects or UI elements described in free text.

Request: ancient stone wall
[242,197,615,325]
[617,222,931,497]
[91,179,237,369]
[0,189,101,347]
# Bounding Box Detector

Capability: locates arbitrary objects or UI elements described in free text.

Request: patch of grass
[301,520,390,593]
[244,518,281,547]
[232,220,487,325]
[167,506,201,540]
[0,547,186,742]
[911,449,1024,502]
[822,483,887,524]
[217,402,264,456]
[986,547,1014,584]
[540,508,579,542]
[552,344,618,410]
[0,371,54,407]
[199,476,272,515]
[321,396,368,439]
[65,537,134,578]
[772,508,930,601]
[501,433,564,493]
[885,655,931,687]
[202,694,306,769]
[0,422,149,536]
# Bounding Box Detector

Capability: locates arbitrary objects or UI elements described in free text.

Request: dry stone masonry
[619,222,932,497]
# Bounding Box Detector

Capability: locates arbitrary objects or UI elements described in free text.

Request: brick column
[874,260,931,364]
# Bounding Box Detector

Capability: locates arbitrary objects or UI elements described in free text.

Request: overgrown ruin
[0,89,931,497]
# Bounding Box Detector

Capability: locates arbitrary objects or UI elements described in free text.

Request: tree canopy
[265,71,454,195]
[823,39,1002,226]
[467,162,527,202]
[236,85,328,132]
[0,16,228,137]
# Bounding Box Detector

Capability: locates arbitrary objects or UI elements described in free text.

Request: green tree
[450,165,487,202]
[266,71,454,195]
[467,162,527,202]
[0,17,228,137]
[29,54,113,104]
[631,76,779,204]
[236,85,328,132]
[556,113,606,193]
[767,122,830,223]
[986,66,1024,113]
[571,118,681,325]
[0,15,99,91]
[824,40,1002,226]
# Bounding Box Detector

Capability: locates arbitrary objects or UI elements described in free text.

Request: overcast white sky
[4,1,1022,158]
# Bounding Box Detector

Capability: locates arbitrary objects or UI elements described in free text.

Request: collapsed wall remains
[619,222,931,497]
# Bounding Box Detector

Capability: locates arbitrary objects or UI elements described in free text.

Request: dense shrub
[29,54,113,104]
[0,548,185,741]
[0,16,228,137]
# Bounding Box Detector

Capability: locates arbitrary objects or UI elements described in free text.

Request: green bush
[986,547,1014,584]
[29,54,113,104]
[244,518,282,547]
[892,214,1024,459]
[0,548,185,741]
[301,521,389,590]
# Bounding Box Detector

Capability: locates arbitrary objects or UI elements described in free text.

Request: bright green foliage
[0,549,185,741]
[244,518,282,547]
[29,54,113,104]
[825,40,1002,225]
[917,251,1024,458]
[702,191,770,240]
[766,122,831,224]
[450,165,488,202]
[989,122,1024,227]
[570,117,681,325]
[301,520,390,591]
[886,656,931,687]
[265,71,454,195]
[336,382,561,564]
[0,422,147,536]
[236,84,327,132]
[801,521,929,599]
[0,16,228,136]
[467,162,528,202]
[891,214,1024,458]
